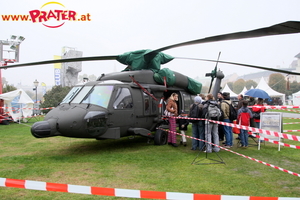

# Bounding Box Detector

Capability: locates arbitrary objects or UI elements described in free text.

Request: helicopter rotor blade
[151,21,300,53]
[207,52,221,93]
[176,57,300,76]
[1,21,300,73]
[208,79,213,93]
[0,55,118,69]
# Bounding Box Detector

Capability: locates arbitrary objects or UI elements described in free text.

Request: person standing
[236,94,244,111]
[178,111,189,147]
[252,98,266,130]
[235,94,244,140]
[237,100,253,147]
[166,93,179,147]
[221,92,233,148]
[217,92,225,142]
[248,96,257,138]
[189,96,204,150]
[203,94,220,153]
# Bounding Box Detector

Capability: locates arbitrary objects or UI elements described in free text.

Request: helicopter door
[111,87,134,137]
[181,91,196,114]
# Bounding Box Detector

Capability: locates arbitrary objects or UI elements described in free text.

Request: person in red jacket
[237,100,253,147]
[251,98,266,129]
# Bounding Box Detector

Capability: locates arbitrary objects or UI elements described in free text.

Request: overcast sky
[1,0,300,87]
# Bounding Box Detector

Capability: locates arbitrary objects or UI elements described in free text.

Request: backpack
[253,111,261,119]
[223,101,237,121]
[189,103,200,123]
[203,101,222,120]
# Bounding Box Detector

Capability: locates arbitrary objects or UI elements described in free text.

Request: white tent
[0,89,34,121]
[292,90,300,106]
[222,83,238,97]
[255,77,285,101]
[241,87,248,96]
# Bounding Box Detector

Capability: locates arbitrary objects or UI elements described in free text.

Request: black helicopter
[1,21,300,145]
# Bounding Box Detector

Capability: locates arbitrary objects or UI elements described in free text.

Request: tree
[2,77,17,93]
[3,84,17,93]
[201,85,209,94]
[227,82,233,91]
[245,80,257,90]
[41,85,71,113]
[233,79,245,94]
[290,81,300,94]
[269,73,286,94]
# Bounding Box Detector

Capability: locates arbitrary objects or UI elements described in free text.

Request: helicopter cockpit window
[61,86,81,104]
[81,85,113,108]
[113,88,133,109]
[71,86,93,104]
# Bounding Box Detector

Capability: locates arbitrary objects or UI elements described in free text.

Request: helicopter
[1,21,300,145]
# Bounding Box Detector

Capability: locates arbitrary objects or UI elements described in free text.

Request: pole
[35,86,37,103]
[0,68,2,94]
[0,68,2,115]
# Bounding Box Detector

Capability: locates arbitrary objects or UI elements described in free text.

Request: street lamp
[33,79,39,103]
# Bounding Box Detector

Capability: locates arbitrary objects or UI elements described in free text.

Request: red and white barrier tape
[272,108,300,113]
[253,133,300,149]
[283,122,300,124]
[159,127,300,178]
[284,117,300,119]
[249,105,300,109]
[283,130,300,133]
[1,177,299,199]
[13,114,44,121]
[1,105,300,111]
[0,107,55,110]
[168,116,300,143]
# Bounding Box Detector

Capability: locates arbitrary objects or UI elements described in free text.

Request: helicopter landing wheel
[154,128,167,145]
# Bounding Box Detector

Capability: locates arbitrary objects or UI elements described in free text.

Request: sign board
[53,55,61,86]
[259,112,282,151]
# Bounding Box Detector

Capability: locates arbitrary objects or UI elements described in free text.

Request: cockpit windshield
[61,86,81,104]
[81,85,113,108]
[61,85,114,108]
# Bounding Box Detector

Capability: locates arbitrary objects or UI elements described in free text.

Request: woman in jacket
[166,93,179,147]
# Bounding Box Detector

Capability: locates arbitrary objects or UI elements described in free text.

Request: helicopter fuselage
[31,70,198,144]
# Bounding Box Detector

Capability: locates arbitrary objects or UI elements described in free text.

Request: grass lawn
[0,116,300,199]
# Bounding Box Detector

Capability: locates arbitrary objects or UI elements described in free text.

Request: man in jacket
[189,96,204,151]
[221,92,233,148]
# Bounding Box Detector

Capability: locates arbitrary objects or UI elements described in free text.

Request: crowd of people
[165,92,266,152]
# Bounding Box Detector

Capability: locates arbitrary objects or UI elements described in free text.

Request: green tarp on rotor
[117,49,201,95]
[187,77,202,95]
[153,68,176,86]
[154,68,202,95]
[117,49,174,72]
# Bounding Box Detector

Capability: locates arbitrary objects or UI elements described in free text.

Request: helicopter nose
[31,119,59,138]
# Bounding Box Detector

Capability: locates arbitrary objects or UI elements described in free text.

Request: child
[237,100,253,147]
[178,110,189,146]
